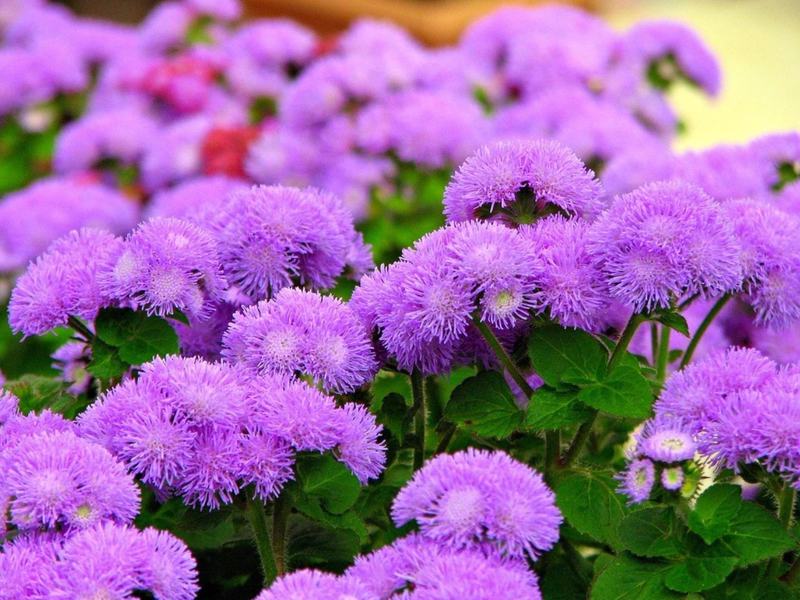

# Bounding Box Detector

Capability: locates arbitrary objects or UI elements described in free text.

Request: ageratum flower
[0,430,140,534]
[351,222,536,375]
[9,228,122,336]
[248,375,386,483]
[392,449,561,560]
[212,185,373,302]
[222,288,378,393]
[347,533,541,599]
[255,570,373,600]
[443,140,604,225]
[722,199,800,327]
[79,356,296,507]
[146,175,249,220]
[588,180,743,313]
[100,217,226,319]
[636,416,697,463]
[52,341,92,395]
[616,458,655,505]
[0,534,59,598]
[172,301,237,361]
[671,145,772,202]
[0,177,137,272]
[47,523,198,600]
[140,115,213,192]
[661,467,685,491]
[53,107,158,174]
[522,215,611,330]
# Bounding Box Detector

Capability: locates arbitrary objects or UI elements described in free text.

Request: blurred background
[59,0,800,150]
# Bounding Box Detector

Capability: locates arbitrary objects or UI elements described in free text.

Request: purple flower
[222,288,378,393]
[100,217,226,319]
[256,569,374,600]
[0,430,140,534]
[0,533,59,598]
[140,115,213,191]
[172,301,237,361]
[636,416,697,463]
[443,140,604,225]
[53,107,158,174]
[212,185,373,302]
[146,175,249,220]
[522,215,611,330]
[620,20,721,96]
[721,199,800,327]
[588,180,743,313]
[0,177,138,272]
[48,523,198,600]
[616,458,655,505]
[600,147,675,198]
[661,466,684,491]
[52,341,92,395]
[9,228,122,336]
[392,449,561,560]
[672,145,772,201]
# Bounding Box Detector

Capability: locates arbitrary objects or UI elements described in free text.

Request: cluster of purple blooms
[256,449,560,599]
[0,391,199,598]
[2,0,800,597]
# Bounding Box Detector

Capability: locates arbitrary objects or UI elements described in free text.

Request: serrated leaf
[529,325,607,387]
[591,554,680,600]
[556,472,628,549]
[445,371,523,438]
[287,515,361,571]
[95,308,179,365]
[688,484,743,544]
[87,339,130,380]
[292,494,368,543]
[525,387,593,430]
[619,507,685,558]
[652,310,691,337]
[705,566,797,600]
[664,537,738,593]
[5,375,68,414]
[721,502,797,566]
[295,454,361,515]
[577,365,653,418]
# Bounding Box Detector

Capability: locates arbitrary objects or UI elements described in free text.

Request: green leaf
[591,554,680,600]
[445,371,523,438]
[287,514,361,571]
[5,375,68,414]
[87,339,130,380]
[721,502,796,566]
[525,387,594,430]
[619,507,685,558]
[377,392,412,445]
[577,366,653,418]
[292,494,368,543]
[652,310,691,337]
[705,566,798,600]
[95,308,179,365]
[529,325,607,387]
[556,472,628,549]
[664,537,738,593]
[295,454,361,515]
[687,484,743,544]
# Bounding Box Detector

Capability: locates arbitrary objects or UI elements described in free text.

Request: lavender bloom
[616,458,656,505]
[636,417,697,463]
[48,523,198,600]
[9,228,122,336]
[0,177,137,272]
[522,215,611,330]
[351,222,536,375]
[53,107,158,174]
[751,322,800,364]
[52,342,92,395]
[655,347,778,434]
[248,375,386,483]
[750,132,800,190]
[0,430,140,535]
[722,199,800,327]
[222,289,377,393]
[661,466,685,491]
[212,185,372,302]
[588,180,743,313]
[172,301,237,361]
[100,217,226,319]
[255,569,374,600]
[245,126,321,186]
[392,449,561,560]
[620,20,721,96]
[146,175,249,220]
[600,147,675,198]
[443,140,604,225]
[0,534,59,598]
[140,115,213,191]
[672,145,772,201]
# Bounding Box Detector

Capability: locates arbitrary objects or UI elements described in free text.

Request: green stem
[545,430,560,474]
[473,315,533,398]
[246,495,277,586]
[561,313,643,467]
[655,325,671,385]
[435,422,456,455]
[67,315,95,343]
[679,294,732,369]
[770,485,796,577]
[411,369,426,471]
[271,493,290,577]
